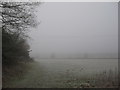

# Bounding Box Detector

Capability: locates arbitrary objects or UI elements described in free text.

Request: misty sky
[28,2,118,56]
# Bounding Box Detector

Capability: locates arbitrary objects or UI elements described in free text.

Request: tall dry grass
[62,67,118,88]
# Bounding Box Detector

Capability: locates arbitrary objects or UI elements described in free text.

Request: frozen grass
[2,62,34,88]
[59,67,118,88]
[2,60,118,88]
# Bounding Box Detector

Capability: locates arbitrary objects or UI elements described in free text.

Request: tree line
[1,2,40,66]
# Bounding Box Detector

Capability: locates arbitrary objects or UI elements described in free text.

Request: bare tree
[1,2,40,65]
[1,2,40,38]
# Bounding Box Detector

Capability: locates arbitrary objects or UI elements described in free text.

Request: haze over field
[3,2,118,88]
[28,2,118,59]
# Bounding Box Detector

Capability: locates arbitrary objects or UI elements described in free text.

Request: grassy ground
[2,62,35,88]
[3,61,49,88]
[60,68,118,88]
[2,61,119,88]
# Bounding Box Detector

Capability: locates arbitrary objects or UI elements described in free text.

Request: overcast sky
[28,2,118,56]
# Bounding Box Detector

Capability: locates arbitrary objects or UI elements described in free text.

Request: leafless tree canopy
[1,2,40,38]
[1,2,40,65]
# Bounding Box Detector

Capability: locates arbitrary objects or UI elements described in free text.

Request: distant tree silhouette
[51,53,55,59]
[84,53,88,59]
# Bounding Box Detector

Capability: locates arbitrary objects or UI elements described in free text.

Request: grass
[2,62,34,88]
[59,68,118,88]
[2,61,119,88]
[2,61,46,88]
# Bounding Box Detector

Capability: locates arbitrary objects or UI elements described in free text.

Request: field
[3,59,118,88]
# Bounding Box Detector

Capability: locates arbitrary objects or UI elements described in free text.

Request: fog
[28,2,118,59]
